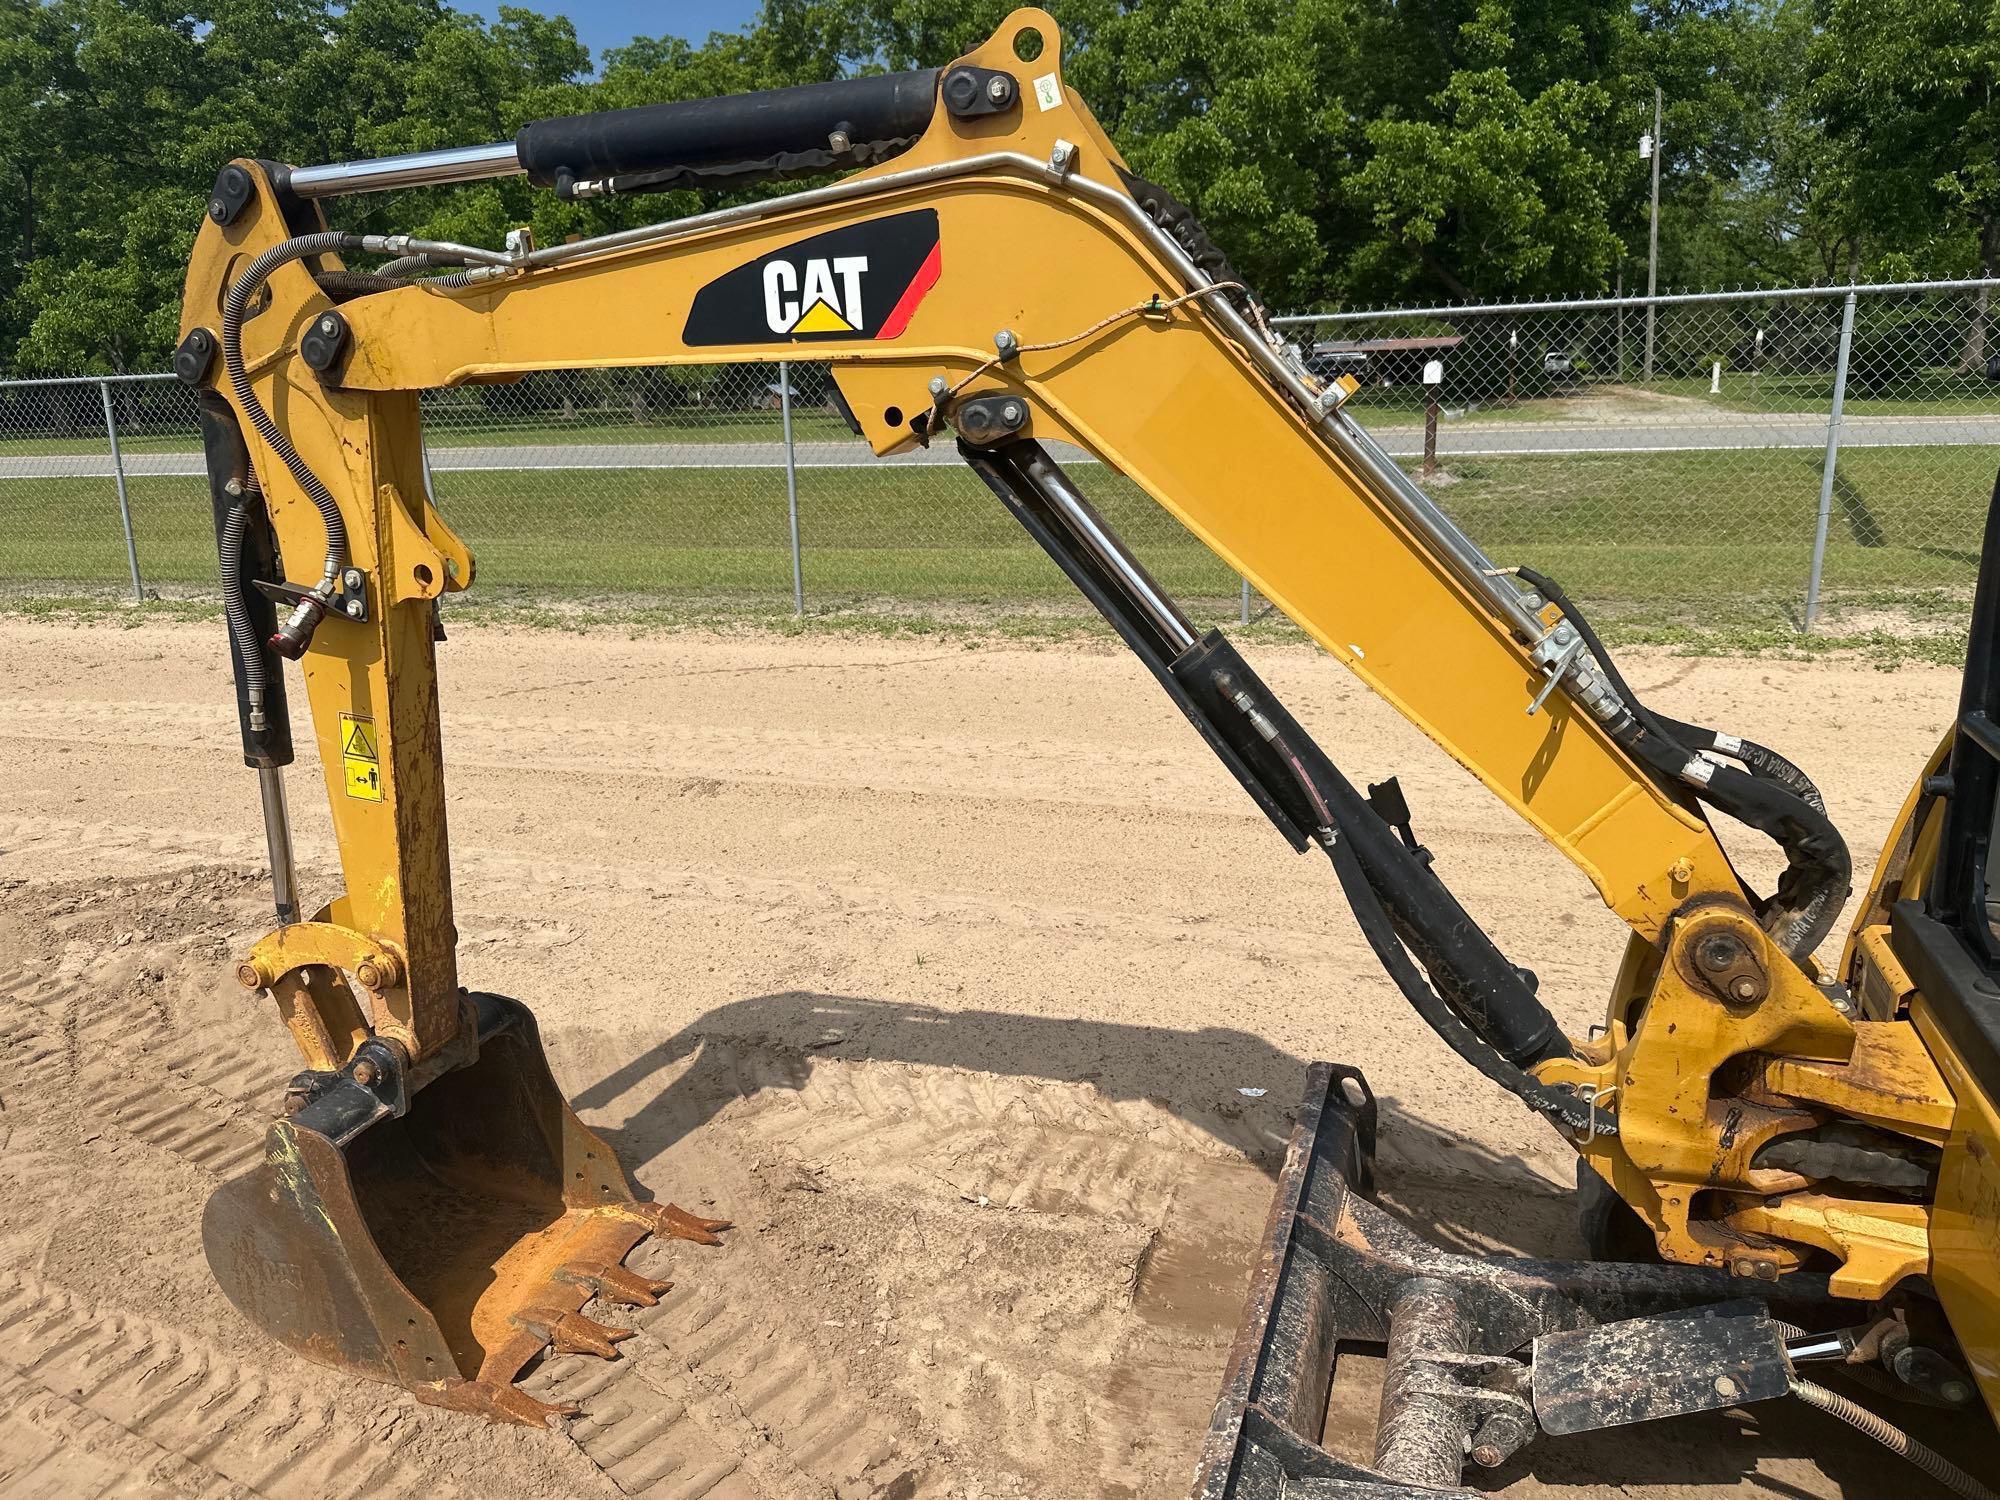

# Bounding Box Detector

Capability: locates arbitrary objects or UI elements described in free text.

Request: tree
[1347,5,1621,298]
[1808,0,2000,366]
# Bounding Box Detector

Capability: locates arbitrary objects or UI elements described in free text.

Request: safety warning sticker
[340,712,382,802]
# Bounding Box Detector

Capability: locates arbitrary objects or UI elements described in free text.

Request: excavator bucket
[201,992,726,1425]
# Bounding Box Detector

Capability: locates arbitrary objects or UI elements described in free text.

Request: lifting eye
[1013,28,1044,62]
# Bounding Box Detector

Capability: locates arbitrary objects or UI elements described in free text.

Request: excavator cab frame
[177,8,1999,1489]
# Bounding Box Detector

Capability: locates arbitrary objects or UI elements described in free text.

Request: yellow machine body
[179,6,2000,1443]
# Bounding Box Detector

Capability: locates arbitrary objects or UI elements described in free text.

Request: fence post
[1803,289,1858,631]
[778,361,804,615]
[99,379,144,603]
[1240,576,1251,626]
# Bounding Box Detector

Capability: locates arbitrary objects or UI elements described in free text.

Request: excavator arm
[178,10,1998,1490]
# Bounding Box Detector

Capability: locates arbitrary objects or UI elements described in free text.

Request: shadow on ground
[567,988,2000,1496]
[570,988,1577,1255]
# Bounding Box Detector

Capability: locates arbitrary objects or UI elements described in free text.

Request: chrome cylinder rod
[257,766,301,925]
[1018,446,1198,655]
[286,140,522,200]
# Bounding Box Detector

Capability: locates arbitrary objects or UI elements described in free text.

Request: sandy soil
[0,616,1981,1499]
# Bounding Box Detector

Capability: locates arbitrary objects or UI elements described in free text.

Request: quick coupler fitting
[268,593,329,661]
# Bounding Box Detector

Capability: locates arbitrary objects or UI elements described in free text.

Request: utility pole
[1643,86,1662,381]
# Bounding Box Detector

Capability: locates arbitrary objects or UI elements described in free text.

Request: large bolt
[986,74,1013,103]
[354,952,401,991]
[351,1058,378,1087]
[235,960,268,991]
[1729,974,1761,1003]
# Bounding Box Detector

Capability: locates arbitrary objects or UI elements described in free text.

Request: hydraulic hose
[1217,671,1600,1136]
[222,230,362,651]
[1514,566,1850,960]
[1793,1379,1997,1500]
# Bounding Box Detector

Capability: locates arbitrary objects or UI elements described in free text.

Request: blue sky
[463,1,764,59]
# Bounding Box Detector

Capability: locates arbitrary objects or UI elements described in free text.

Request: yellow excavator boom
[177,9,1999,1490]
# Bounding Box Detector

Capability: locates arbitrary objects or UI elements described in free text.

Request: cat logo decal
[684,210,941,345]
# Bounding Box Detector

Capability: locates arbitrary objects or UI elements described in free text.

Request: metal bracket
[333,566,370,622]
[300,308,353,384]
[955,393,1031,449]
[1520,636,1584,720]
[942,65,1019,118]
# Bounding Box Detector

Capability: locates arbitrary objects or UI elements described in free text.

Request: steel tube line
[288,139,1542,651]
[286,140,523,199]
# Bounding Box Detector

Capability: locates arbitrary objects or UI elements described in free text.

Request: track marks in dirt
[603,1039,1275,1497]
[0,1274,470,1500]
[522,1262,938,1500]
[0,964,273,1182]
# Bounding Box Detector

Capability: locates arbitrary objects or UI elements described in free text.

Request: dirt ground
[0,616,1983,1499]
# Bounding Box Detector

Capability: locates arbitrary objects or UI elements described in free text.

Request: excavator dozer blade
[202,991,727,1425]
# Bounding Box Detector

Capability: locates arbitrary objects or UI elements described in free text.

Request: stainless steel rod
[1020,447,1197,654]
[257,766,301,924]
[286,140,522,199]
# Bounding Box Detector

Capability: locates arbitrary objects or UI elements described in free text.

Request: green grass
[5,445,1992,650]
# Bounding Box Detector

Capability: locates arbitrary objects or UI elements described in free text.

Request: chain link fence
[5,279,1999,641]
[1277,279,2000,641]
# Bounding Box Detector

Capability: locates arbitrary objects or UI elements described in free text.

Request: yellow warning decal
[340,712,382,802]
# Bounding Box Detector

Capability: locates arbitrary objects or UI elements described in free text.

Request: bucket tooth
[559,1262,674,1307]
[618,1201,733,1246]
[434,1378,581,1428]
[529,1310,636,1359]
[201,992,732,1428]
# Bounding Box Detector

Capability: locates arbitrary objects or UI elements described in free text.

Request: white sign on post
[1422,359,1444,387]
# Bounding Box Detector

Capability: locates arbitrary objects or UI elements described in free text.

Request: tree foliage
[0,0,1991,371]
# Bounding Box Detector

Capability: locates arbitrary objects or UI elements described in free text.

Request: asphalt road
[6,411,2000,479]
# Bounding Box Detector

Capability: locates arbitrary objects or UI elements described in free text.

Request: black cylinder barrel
[516,69,940,189]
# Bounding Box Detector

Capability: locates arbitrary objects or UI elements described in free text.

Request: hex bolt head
[343,568,364,590]
[1713,1374,1739,1399]
[223,477,244,497]
[351,1059,378,1087]
[994,329,1019,357]
[320,316,340,335]
[987,74,1012,102]
[1729,974,1761,1003]
[208,198,228,222]
[1001,401,1024,425]
[345,599,364,618]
